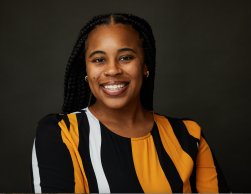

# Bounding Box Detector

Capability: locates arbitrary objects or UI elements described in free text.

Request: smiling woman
[30,13,230,193]
[85,24,147,112]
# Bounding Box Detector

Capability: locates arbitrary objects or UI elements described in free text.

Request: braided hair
[62,13,156,113]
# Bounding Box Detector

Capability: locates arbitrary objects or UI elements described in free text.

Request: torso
[31,107,230,193]
[79,108,193,193]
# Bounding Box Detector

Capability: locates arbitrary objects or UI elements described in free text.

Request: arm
[30,114,75,193]
[183,120,230,192]
[196,132,230,193]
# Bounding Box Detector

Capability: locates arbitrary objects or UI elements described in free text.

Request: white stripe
[86,108,110,193]
[197,142,199,149]
[70,111,81,114]
[32,139,42,193]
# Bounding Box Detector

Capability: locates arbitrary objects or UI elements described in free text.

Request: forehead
[86,24,141,50]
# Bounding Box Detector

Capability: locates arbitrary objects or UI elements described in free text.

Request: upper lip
[100,81,129,86]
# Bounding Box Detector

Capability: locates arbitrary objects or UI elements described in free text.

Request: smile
[100,82,129,96]
[103,84,126,90]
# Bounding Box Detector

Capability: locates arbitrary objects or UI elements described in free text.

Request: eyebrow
[117,48,136,54]
[89,50,106,58]
[89,48,136,58]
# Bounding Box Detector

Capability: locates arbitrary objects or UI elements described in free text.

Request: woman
[30,13,230,193]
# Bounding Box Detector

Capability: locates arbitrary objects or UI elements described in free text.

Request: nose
[104,60,123,77]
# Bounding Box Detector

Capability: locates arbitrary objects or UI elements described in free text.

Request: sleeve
[183,119,230,193]
[195,132,231,193]
[30,114,75,193]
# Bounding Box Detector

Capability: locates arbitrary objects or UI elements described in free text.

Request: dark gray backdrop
[0,0,250,192]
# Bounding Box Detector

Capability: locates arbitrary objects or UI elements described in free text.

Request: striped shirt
[30,107,230,193]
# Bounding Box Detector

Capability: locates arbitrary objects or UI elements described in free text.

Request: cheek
[126,61,144,79]
[86,65,101,88]
[125,62,144,89]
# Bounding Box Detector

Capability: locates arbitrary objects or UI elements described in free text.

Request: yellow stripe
[183,120,201,139]
[131,135,172,193]
[154,114,192,193]
[58,114,89,193]
[184,120,219,192]
[68,114,80,151]
[196,136,219,192]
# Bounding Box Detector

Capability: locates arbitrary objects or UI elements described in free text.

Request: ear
[143,63,148,76]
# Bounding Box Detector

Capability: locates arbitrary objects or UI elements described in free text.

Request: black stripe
[151,123,183,192]
[100,123,144,193]
[166,117,199,163]
[167,117,199,192]
[201,133,230,192]
[189,163,197,193]
[35,114,75,192]
[77,112,99,193]
[30,162,35,192]
[59,114,70,130]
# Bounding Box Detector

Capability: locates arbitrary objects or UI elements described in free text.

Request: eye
[93,58,105,63]
[120,56,133,61]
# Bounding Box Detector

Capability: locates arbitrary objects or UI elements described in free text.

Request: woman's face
[85,23,148,109]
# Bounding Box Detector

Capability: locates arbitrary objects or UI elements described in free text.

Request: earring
[85,75,88,82]
[144,71,149,78]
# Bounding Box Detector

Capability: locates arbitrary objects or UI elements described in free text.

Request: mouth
[100,81,129,96]
[102,83,127,90]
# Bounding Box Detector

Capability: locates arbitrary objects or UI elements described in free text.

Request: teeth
[103,84,126,90]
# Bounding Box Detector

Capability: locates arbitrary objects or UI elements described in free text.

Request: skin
[85,23,154,138]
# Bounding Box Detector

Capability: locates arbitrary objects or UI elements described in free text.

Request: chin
[101,98,130,110]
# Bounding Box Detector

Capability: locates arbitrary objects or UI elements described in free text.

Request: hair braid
[62,13,156,113]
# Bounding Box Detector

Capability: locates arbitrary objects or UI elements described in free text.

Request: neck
[89,99,148,126]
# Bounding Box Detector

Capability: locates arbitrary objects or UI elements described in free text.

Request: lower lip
[101,84,129,96]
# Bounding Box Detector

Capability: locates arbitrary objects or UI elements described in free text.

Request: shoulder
[153,113,201,140]
[35,111,81,140]
[37,113,62,127]
[37,113,70,130]
[35,114,66,141]
[36,109,89,139]
[37,109,86,128]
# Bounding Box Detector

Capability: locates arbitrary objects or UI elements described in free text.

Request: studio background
[0,0,250,192]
